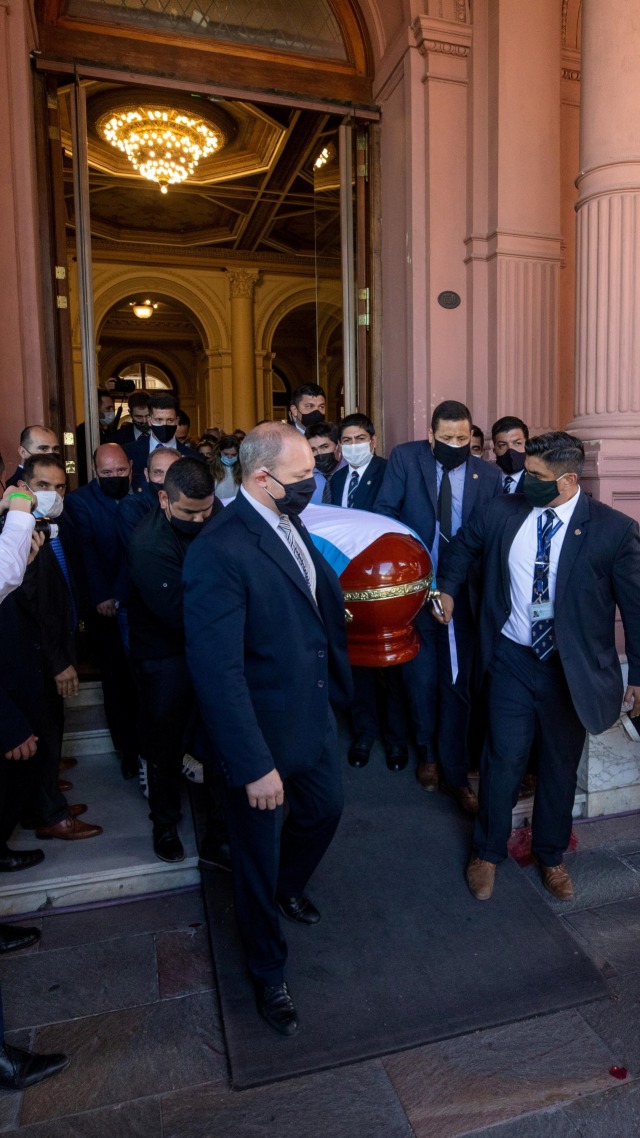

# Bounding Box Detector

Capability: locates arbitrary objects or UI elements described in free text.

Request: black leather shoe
[255,982,299,1036]
[153,827,184,863]
[199,839,232,872]
[0,849,44,873]
[348,739,373,768]
[276,894,321,925]
[120,752,139,780]
[0,1044,70,1090]
[385,744,409,771]
[0,923,41,954]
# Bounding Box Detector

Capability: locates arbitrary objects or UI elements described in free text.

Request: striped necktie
[347,470,359,508]
[503,476,515,494]
[277,515,313,592]
[531,509,560,661]
[50,534,77,628]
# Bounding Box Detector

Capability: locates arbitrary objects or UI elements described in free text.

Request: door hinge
[356,133,368,179]
[56,295,68,309]
[358,287,370,328]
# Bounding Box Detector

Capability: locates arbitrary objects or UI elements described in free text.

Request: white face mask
[100,410,116,426]
[33,490,64,519]
[342,441,372,469]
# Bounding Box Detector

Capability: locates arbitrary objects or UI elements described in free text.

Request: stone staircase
[0,682,200,918]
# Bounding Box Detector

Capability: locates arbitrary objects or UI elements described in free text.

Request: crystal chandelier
[97,104,226,194]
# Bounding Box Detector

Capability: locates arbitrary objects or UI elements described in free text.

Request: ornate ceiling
[59,81,343,260]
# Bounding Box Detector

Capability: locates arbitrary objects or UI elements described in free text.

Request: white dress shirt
[240,486,317,598]
[149,433,178,453]
[341,454,374,507]
[502,492,580,647]
[0,510,35,604]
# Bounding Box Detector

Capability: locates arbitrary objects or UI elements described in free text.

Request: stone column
[569,0,640,514]
[225,269,260,432]
[466,0,562,435]
[204,348,232,431]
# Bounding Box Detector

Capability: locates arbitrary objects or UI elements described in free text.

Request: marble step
[63,702,112,756]
[67,680,104,709]
[2,751,200,917]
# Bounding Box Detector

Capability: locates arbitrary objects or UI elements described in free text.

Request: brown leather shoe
[540,863,574,901]
[59,758,78,773]
[441,784,479,816]
[466,857,496,900]
[68,804,87,818]
[35,817,103,841]
[417,761,438,791]
[57,779,73,793]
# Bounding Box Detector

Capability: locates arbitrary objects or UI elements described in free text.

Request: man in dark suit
[116,446,181,551]
[437,431,640,901]
[126,393,200,491]
[129,458,223,863]
[183,423,353,1036]
[65,443,139,778]
[492,415,529,494]
[375,400,502,813]
[5,426,60,489]
[329,412,387,510]
[113,391,151,448]
[305,421,346,503]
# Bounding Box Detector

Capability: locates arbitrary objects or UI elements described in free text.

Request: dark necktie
[277,514,313,592]
[438,470,452,543]
[503,475,515,494]
[321,476,332,504]
[531,509,560,660]
[50,535,77,628]
[347,470,359,508]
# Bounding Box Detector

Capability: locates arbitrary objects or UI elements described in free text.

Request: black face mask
[299,410,325,429]
[151,424,177,444]
[432,439,471,471]
[521,472,568,508]
[168,509,208,538]
[267,473,317,517]
[146,480,163,499]
[135,422,150,436]
[495,448,526,475]
[314,453,339,477]
[98,475,130,500]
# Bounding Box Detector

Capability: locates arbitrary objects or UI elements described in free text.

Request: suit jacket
[437,491,640,736]
[116,482,158,551]
[329,454,387,511]
[125,436,201,490]
[183,491,353,788]
[375,441,502,625]
[19,514,80,678]
[114,422,147,447]
[5,465,24,489]
[0,589,45,751]
[128,499,224,661]
[64,479,131,607]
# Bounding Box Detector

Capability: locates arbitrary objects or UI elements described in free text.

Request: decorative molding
[562,67,581,82]
[226,268,260,301]
[71,236,338,275]
[562,0,569,46]
[423,40,468,57]
[411,16,472,59]
[455,0,468,23]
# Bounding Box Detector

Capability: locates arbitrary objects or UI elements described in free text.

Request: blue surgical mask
[220,455,237,467]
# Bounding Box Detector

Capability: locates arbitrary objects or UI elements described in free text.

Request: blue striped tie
[347,470,359,508]
[531,510,559,661]
[50,535,77,628]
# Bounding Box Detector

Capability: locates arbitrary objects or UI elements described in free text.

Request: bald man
[184,424,353,1036]
[65,444,139,777]
[5,426,60,489]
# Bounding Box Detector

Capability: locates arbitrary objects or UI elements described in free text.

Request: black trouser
[474,635,586,866]
[221,717,343,986]
[135,655,193,829]
[401,616,475,787]
[29,680,68,827]
[0,751,42,852]
[350,665,409,748]
[87,611,138,761]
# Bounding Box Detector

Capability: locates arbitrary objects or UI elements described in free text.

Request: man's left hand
[54,665,79,699]
[624,685,640,716]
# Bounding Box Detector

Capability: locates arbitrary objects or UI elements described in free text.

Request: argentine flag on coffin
[299,503,459,682]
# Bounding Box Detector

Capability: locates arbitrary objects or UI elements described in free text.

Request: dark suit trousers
[222,717,344,985]
[87,611,138,760]
[475,635,586,866]
[350,665,409,747]
[29,680,68,827]
[0,753,40,851]
[402,617,475,786]
[135,655,193,829]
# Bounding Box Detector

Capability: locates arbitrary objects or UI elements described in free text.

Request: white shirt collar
[240,484,281,529]
[530,490,580,526]
[347,453,374,477]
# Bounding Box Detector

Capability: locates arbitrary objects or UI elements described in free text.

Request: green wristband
[7,492,32,502]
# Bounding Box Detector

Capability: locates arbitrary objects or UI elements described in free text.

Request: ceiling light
[314,142,337,170]
[97,103,227,193]
[130,299,158,320]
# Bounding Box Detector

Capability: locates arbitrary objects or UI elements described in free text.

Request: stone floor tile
[382,1008,619,1138]
[460,1107,580,1137]
[156,925,215,1000]
[520,848,640,914]
[573,815,640,854]
[36,889,205,952]
[0,935,158,1030]
[3,1097,161,1138]
[161,1060,413,1138]
[21,990,227,1124]
[564,896,640,977]
[579,970,640,1076]
[562,1080,640,1136]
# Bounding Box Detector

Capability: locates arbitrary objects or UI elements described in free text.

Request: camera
[111,377,136,395]
[0,514,58,541]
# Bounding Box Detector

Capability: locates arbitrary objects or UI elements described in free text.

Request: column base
[576,438,640,519]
